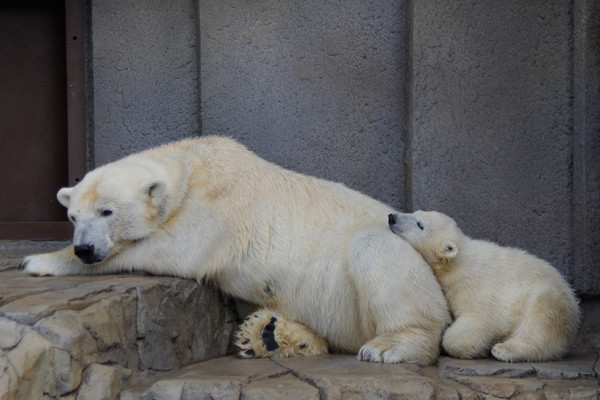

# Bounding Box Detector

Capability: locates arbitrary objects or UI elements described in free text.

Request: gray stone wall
[91,0,200,166]
[572,0,600,295]
[88,1,599,294]
[409,1,574,278]
[200,0,408,208]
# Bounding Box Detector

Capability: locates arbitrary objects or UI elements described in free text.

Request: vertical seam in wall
[84,0,95,170]
[194,0,202,136]
[403,0,414,212]
[571,0,586,289]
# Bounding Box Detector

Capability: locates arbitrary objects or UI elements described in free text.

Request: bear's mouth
[77,253,106,265]
[74,244,107,264]
[80,255,105,265]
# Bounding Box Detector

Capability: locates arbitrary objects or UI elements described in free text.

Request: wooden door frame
[0,0,86,240]
[65,0,86,188]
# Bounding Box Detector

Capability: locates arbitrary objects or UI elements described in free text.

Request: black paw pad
[261,317,279,351]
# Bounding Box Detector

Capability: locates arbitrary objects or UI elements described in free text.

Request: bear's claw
[234,311,282,358]
[233,310,329,359]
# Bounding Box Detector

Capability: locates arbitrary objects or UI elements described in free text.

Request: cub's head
[388,210,460,267]
[58,160,171,265]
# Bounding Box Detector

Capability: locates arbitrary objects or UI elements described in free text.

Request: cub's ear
[57,187,73,208]
[142,180,168,217]
[439,241,458,263]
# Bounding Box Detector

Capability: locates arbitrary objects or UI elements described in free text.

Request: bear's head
[57,158,175,265]
[388,210,460,268]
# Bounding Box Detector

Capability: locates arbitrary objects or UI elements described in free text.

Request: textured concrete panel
[410,2,574,280]
[91,0,200,166]
[572,0,600,294]
[200,0,407,208]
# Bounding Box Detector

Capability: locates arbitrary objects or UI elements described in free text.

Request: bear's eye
[416,221,424,230]
[69,215,77,223]
[100,209,113,217]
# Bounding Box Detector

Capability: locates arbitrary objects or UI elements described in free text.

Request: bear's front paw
[234,310,328,359]
[19,251,77,276]
[358,341,417,364]
[358,330,438,366]
[20,254,57,276]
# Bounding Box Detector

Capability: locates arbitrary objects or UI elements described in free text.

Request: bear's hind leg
[491,289,578,362]
[234,310,329,359]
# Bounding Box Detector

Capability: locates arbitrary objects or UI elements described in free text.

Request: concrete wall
[89,1,600,295]
[408,0,600,293]
[572,0,600,295]
[199,0,407,208]
[409,1,574,278]
[91,0,200,166]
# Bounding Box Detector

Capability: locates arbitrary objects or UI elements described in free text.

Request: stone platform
[1,241,599,399]
[119,353,600,400]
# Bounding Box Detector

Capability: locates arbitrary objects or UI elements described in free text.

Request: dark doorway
[0,1,85,240]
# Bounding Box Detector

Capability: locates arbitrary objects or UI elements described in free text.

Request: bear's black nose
[74,244,95,260]
[388,214,397,226]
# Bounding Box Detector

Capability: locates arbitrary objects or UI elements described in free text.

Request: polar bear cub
[388,210,580,362]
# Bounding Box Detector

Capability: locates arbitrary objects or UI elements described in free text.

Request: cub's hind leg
[491,289,579,362]
[234,310,329,359]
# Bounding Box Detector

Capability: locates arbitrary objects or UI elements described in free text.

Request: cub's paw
[490,342,514,362]
[234,310,328,359]
[491,340,537,363]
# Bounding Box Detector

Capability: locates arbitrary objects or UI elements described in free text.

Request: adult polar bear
[21,136,450,365]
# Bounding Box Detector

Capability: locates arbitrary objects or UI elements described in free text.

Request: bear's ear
[142,180,168,217]
[439,241,458,263]
[57,187,73,208]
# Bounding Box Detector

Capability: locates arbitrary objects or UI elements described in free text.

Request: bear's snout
[388,214,397,226]
[74,244,98,264]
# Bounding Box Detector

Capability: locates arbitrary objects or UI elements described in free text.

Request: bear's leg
[20,246,89,276]
[491,290,577,362]
[20,245,136,276]
[348,231,449,366]
[442,314,495,359]
[234,310,329,359]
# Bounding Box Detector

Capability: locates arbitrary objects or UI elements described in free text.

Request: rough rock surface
[0,241,237,400]
[121,354,600,400]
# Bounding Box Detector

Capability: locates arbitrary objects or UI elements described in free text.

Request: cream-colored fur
[21,136,450,365]
[389,210,580,362]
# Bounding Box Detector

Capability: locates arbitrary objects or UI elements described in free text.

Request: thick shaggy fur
[389,210,580,362]
[21,136,450,365]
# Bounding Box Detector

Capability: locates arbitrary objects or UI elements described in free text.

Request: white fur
[389,210,580,362]
[22,137,450,365]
